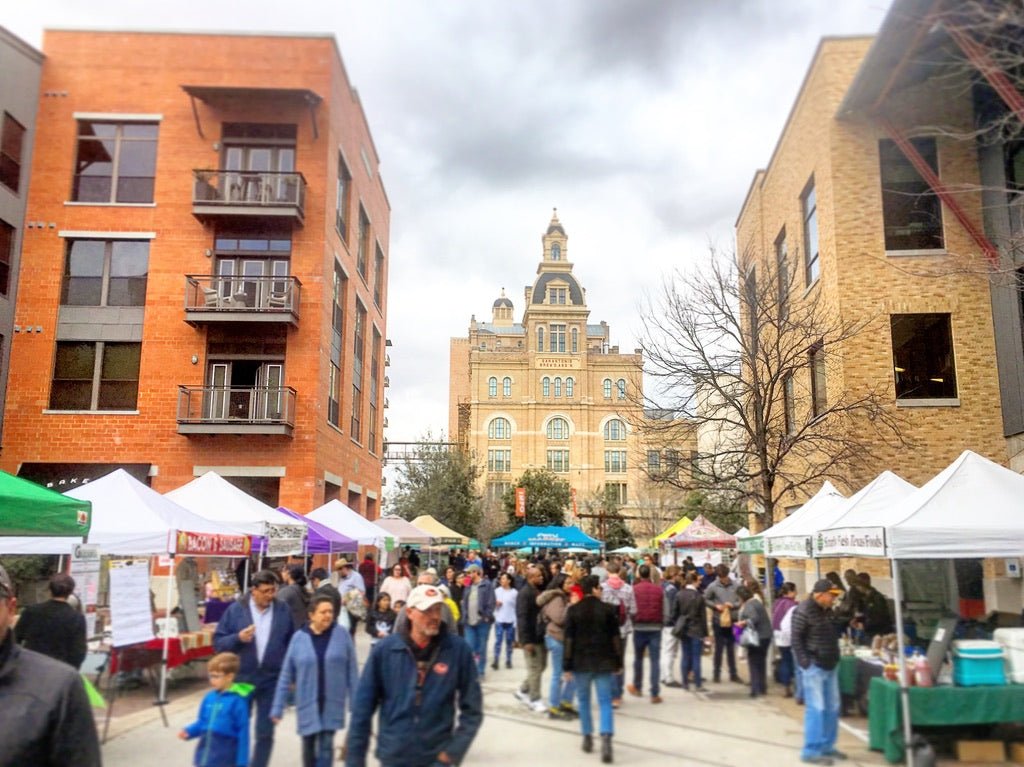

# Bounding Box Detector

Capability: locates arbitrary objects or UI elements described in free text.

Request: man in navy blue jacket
[214,569,294,767]
[459,564,495,677]
[346,584,483,767]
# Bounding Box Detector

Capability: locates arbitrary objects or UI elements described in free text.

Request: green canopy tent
[0,470,91,537]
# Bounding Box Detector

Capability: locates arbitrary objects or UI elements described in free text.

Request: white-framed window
[604,450,627,473]
[549,286,567,304]
[603,378,612,399]
[603,418,626,441]
[571,327,578,353]
[553,377,562,397]
[488,448,511,473]
[488,376,498,398]
[488,417,511,440]
[802,178,819,286]
[542,377,551,397]
[547,449,570,473]
[551,243,561,260]
[616,378,626,400]
[647,450,661,472]
[565,377,574,398]
[537,326,544,352]
[546,417,569,440]
[550,324,566,352]
[502,376,512,397]
[605,482,627,505]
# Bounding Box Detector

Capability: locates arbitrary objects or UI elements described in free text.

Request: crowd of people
[0,546,895,767]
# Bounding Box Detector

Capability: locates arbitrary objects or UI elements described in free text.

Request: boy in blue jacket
[179,652,252,767]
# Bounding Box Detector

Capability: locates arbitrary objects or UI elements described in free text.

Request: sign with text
[70,544,101,637]
[737,535,764,554]
[815,527,886,557]
[765,535,813,559]
[264,523,306,557]
[515,487,526,518]
[108,560,155,648]
[174,530,251,557]
[536,357,580,370]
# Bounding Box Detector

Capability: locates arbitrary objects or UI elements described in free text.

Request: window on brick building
[879,138,944,251]
[603,378,612,399]
[571,327,578,353]
[802,178,819,286]
[604,450,627,473]
[603,419,625,441]
[0,219,12,296]
[809,341,827,417]
[546,449,569,473]
[488,376,498,398]
[546,417,569,440]
[328,362,341,428]
[368,328,381,453]
[616,378,626,400]
[488,448,511,473]
[61,239,149,306]
[537,326,544,352]
[50,341,141,411]
[542,377,551,397]
[775,229,789,320]
[604,482,627,505]
[488,417,511,440]
[373,245,385,308]
[784,373,796,435]
[0,113,26,193]
[351,301,366,440]
[565,377,574,398]
[647,450,661,473]
[890,313,958,401]
[356,206,370,281]
[503,376,512,397]
[72,121,158,203]
[550,324,566,352]
[336,153,352,240]
[553,377,562,397]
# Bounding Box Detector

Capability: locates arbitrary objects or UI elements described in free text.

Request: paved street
[101,631,886,767]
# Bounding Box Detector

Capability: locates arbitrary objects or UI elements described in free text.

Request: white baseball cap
[406,584,445,612]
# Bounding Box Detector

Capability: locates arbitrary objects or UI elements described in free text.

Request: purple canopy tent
[276,507,357,554]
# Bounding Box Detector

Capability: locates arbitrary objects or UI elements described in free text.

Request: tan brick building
[2,30,390,513]
[449,212,692,535]
[737,2,1024,612]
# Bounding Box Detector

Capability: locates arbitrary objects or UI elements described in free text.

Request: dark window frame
[0,112,26,193]
[49,340,141,411]
[879,138,945,251]
[890,313,958,401]
[61,238,150,307]
[72,120,158,204]
[802,178,820,286]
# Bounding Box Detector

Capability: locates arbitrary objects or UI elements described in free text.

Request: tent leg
[242,558,250,591]
[891,559,914,767]
[158,555,174,711]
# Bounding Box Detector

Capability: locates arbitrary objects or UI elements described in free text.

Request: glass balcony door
[206,360,284,420]
[224,146,295,203]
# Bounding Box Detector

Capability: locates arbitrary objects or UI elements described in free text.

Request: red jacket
[633,579,663,625]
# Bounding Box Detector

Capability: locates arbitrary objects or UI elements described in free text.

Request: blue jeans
[681,636,704,688]
[777,646,795,687]
[301,730,334,767]
[801,664,840,760]
[249,682,275,767]
[464,622,491,676]
[631,629,661,696]
[545,634,577,708]
[574,671,614,736]
[494,622,515,663]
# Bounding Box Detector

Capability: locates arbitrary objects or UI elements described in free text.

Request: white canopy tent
[814,471,917,557]
[374,516,433,545]
[762,480,847,559]
[306,499,394,547]
[166,471,306,557]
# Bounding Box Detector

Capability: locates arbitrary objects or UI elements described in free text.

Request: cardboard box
[956,740,1005,763]
[1008,741,1024,765]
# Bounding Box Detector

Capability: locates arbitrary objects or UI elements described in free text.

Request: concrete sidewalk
[101,630,886,766]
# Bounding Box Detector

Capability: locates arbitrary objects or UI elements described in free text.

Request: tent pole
[159,554,175,708]
[891,558,914,767]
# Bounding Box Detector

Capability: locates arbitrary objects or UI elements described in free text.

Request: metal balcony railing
[184,275,301,317]
[177,385,297,435]
[192,170,306,220]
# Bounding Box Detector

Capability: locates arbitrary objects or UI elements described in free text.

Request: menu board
[108,560,154,648]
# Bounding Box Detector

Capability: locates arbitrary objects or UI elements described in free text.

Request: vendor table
[838,655,858,695]
[107,633,214,674]
[868,677,1024,763]
[839,655,884,715]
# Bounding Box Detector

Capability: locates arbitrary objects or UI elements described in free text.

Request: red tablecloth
[108,636,214,674]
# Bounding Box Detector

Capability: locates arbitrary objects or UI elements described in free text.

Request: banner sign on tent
[515,487,526,518]
[108,560,155,647]
[765,535,813,558]
[815,527,886,557]
[737,535,763,554]
[264,523,306,556]
[175,530,251,557]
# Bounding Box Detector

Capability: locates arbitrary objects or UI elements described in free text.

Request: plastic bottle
[914,651,933,688]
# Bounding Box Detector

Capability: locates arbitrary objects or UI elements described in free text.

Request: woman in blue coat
[271,594,358,767]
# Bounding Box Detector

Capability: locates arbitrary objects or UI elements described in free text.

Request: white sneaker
[530,699,548,713]
[513,689,531,706]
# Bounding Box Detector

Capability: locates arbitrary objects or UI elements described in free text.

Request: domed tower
[491,288,514,326]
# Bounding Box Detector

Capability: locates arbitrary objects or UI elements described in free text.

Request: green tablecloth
[838,656,858,696]
[868,678,1024,763]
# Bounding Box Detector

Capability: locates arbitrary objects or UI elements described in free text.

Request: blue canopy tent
[491,524,602,551]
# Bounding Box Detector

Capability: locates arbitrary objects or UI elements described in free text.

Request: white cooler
[993,627,1024,684]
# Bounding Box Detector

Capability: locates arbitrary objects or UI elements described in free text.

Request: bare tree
[638,247,907,531]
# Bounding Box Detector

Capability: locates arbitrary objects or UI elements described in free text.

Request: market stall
[408,515,470,546]
[490,524,602,551]
[306,499,394,547]
[0,470,92,552]
[761,481,847,562]
[649,515,692,549]
[275,507,357,555]
[666,514,736,550]
[819,451,1024,765]
[374,516,434,545]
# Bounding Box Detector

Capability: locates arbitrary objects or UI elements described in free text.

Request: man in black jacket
[14,573,87,669]
[0,564,100,767]
[513,564,547,712]
[791,578,844,766]
[671,571,708,691]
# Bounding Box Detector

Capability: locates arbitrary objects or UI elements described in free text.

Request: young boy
[178,652,252,767]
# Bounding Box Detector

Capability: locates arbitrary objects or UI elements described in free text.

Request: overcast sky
[6,1,893,445]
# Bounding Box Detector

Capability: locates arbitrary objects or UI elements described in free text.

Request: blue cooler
[952,640,1006,686]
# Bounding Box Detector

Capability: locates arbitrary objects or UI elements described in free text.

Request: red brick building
[3,30,389,513]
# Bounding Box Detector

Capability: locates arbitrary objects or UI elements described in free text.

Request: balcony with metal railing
[184,275,301,326]
[192,170,306,223]
[177,385,297,436]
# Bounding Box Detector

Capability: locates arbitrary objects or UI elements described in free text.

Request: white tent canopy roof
[374,516,433,545]
[762,480,847,558]
[885,450,1024,559]
[0,469,243,555]
[166,471,304,537]
[815,471,917,556]
[306,500,393,546]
